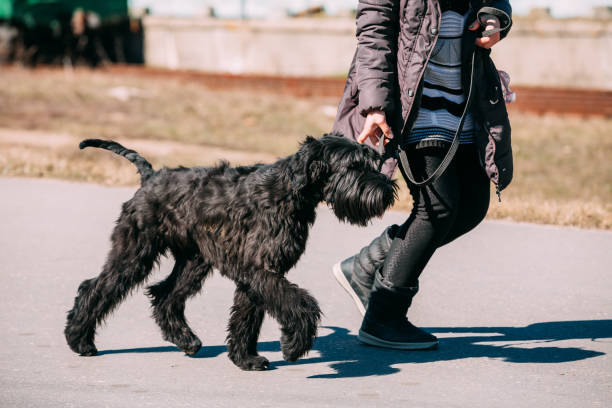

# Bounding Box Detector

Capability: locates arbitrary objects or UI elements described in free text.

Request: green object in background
[69,0,128,20]
[12,0,67,28]
[0,0,13,20]
[6,0,128,28]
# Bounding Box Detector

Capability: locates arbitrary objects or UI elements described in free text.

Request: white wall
[143,15,612,90]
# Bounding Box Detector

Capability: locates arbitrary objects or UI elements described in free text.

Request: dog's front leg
[226,284,269,371]
[249,271,322,363]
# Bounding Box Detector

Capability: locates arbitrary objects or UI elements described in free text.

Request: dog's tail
[79,139,154,184]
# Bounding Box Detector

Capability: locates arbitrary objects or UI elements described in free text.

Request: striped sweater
[406,10,474,147]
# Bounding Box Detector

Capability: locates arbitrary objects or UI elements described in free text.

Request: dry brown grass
[0,129,278,185]
[0,67,610,229]
[0,67,335,156]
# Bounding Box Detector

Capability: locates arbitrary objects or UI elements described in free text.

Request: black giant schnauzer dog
[64,134,396,370]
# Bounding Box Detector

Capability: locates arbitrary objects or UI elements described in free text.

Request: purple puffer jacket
[332,0,513,192]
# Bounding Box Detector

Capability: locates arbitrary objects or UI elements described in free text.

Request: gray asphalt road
[1,177,611,408]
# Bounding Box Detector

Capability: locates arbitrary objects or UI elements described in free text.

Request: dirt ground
[0,67,610,229]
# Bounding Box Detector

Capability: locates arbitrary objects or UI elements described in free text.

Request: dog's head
[294,134,397,226]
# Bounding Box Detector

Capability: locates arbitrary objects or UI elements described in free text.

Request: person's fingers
[468,19,480,31]
[475,33,500,49]
[358,119,377,144]
[476,36,489,46]
[377,120,393,140]
[358,115,372,144]
[369,128,382,146]
[359,110,394,145]
[357,128,369,144]
[475,16,501,49]
[370,113,393,145]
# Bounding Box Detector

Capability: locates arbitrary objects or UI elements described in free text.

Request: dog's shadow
[98,319,611,378]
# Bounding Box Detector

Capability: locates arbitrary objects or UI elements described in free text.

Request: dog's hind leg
[146,254,212,355]
[64,220,163,356]
[248,272,322,363]
[226,284,268,371]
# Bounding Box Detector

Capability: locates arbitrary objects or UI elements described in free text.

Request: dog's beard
[324,170,396,226]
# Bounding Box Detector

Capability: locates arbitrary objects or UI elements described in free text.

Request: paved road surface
[1,177,611,407]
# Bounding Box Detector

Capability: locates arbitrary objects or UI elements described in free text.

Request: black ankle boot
[333,225,398,315]
[358,273,438,350]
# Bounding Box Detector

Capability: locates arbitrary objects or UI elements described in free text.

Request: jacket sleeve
[355,0,400,116]
[479,0,513,39]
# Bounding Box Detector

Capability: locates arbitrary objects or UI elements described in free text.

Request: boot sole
[358,330,438,350]
[332,262,366,316]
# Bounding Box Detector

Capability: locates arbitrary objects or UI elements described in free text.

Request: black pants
[382,145,490,288]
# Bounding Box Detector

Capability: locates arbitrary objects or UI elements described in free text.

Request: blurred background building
[135,0,612,92]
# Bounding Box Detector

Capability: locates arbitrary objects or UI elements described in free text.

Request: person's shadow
[99,319,611,379]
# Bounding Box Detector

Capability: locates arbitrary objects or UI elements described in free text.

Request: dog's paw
[76,343,98,357]
[65,332,98,356]
[163,329,203,356]
[281,345,304,362]
[280,331,312,362]
[180,338,203,356]
[233,355,270,371]
[245,355,270,371]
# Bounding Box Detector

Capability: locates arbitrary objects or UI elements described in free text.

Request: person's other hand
[469,14,501,49]
[358,110,394,146]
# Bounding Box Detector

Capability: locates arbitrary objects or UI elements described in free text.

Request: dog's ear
[291,160,328,194]
[302,137,327,184]
[291,136,325,193]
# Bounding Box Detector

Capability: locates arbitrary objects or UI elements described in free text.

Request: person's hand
[469,14,501,49]
[358,110,394,146]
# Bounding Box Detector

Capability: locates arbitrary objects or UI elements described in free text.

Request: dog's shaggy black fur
[64,134,396,370]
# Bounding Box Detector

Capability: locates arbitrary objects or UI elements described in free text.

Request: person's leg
[438,145,490,247]
[359,147,461,349]
[333,146,489,317]
[332,224,399,315]
[381,147,462,288]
